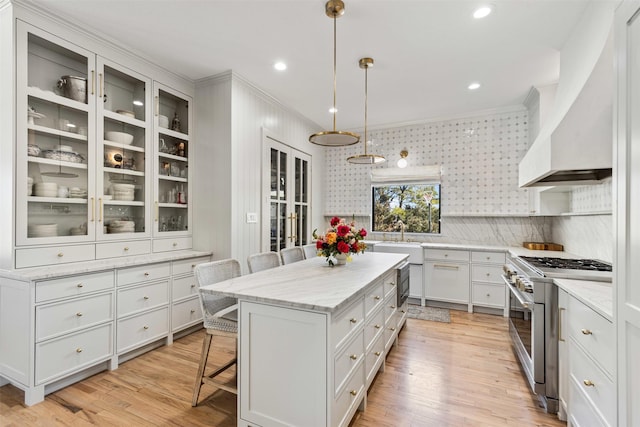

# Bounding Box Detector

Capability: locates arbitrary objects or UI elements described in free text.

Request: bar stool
[247,251,281,273]
[280,247,305,265]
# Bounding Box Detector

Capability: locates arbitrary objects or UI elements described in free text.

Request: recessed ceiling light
[468,82,481,90]
[329,107,338,113]
[274,62,287,71]
[473,5,493,19]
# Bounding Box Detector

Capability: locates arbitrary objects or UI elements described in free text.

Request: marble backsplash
[551,214,612,262]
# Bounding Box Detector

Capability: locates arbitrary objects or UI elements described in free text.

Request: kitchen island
[199,252,408,427]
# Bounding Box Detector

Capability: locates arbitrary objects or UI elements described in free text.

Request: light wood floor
[0,310,566,427]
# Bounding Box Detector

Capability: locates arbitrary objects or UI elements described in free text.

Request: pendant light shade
[347,57,386,164]
[309,0,360,147]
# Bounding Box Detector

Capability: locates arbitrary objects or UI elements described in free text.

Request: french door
[262,134,311,252]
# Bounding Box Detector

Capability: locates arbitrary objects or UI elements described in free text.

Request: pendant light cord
[332,13,337,132]
[364,64,368,155]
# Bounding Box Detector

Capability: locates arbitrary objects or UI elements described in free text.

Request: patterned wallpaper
[570,180,612,213]
[324,108,531,216]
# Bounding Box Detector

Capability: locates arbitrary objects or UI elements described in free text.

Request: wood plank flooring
[0,310,566,426]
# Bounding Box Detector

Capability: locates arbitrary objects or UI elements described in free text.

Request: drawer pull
[558,308,566,342]
[190,309,196,314]
[76,312,83,317]
[486,293,491,297]
[173,242,178,247]
[143,296,149,300]
[388,281,395,286]
[350,390,357,397]
[486,273,491,276]
[583,379,595,387]
[349,354,357,360]
[124,247,129,251]
[76,283,84,288]
[444,253,448,257]
[374,324,381,329]
[192,264,196,268]
[191,284,196,288]
[390,305,396,309]
[350,318,357,324]
[581,329,593,335]
[389,327,396,331]
[486,256,491,260]
[374,295,381,300]
[57,252,64,258]
[143,325,149,330]
[76,348,83,353]
[144,272,150,277]
[374,351,381,356]
[401,310,406,314]
[433,263,459,270]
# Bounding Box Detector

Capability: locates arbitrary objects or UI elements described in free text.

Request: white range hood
[519,2,615,188]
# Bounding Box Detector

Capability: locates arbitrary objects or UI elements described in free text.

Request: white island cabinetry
[200,252,407,427]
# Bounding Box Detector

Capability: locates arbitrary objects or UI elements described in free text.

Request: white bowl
[58,145,73,152]
[105,131,134,145]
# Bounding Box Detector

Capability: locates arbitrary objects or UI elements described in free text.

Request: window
[372,183,441,234]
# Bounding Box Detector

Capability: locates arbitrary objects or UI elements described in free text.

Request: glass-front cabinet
[16,21,154,249]
[154,84,191,237]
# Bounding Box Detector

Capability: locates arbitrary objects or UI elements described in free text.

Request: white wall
[194,72,325,273]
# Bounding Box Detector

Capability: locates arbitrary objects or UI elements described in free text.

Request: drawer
[36,270,114,303]
[96,240,151,259]
[472,283,505,308]
[117,262,171,287]
[364,281,385,318]
[471,264,504,283]
[568,296,615,376]
[173,256,210,276]
[333,363,365,427]
[384,293,397,325]
[364,306,385,351]
[35,322,113,385]
[424,248,469,262]
[172,296,203,332]
[568,375,609,427]
[365,333,385,386]
[471,250,505,265]
[334,329,364,395]
[117,281,169,317]
[152,237,192,253]
[117,306,169,354]
[36,292,113,341]
[172,275,199,301]
[16,244,95,268]
[332,297,364,351]
[569,339,615,425]
[383,271,397,299]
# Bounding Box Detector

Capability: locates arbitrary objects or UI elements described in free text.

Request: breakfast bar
[199,252,408,427]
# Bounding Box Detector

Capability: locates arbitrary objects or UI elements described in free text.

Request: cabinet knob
[444,253,448,257]
[375,324,381,329]
[583,379,595,387]
[76,283,84,288]
[173,242,178,247]
[486,272,491,276]
[190,309,196,314]
[486,293,491,297]
[401,310,406,314]
[191,284,196,288]
[390,305,396,309]
[191,264,196,268]
[144,272,150,277]
[486,256,491,260]
[390,327,396,331]
[350,318,357,324]
[350,390,357,397]
[124,247,129,251]
[76,312,83,317]
[581,329,593,335]
[388,282,395,286]
[374,351,381,356]
[57,252,64,258]
[143,296,149,300]
[374,295,381,300]
[349,354,357,360]
[143,325,149,330]
[76,348,83,353]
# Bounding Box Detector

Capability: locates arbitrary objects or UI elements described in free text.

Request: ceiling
[26,0,593,131]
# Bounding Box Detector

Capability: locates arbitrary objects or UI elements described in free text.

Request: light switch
[246,212,258,223]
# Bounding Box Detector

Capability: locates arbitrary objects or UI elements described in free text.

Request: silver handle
[433,263,459,270]
[507,282,531,309]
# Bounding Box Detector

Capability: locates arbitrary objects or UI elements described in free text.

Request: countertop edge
[553,278,613,321]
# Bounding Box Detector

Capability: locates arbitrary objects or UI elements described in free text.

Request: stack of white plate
[69,187,87,198]
[28,223,58,237]
[108,220,135,233]
[27,177,34,196]
[111,183,135,201]
[34,182,58,197]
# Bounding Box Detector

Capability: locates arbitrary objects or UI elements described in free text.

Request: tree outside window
[372,184,441,234]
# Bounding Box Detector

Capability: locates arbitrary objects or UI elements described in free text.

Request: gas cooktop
[517,256,613,282]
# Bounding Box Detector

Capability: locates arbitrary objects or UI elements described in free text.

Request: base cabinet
[0,251,210,406]
[424,249,470,306]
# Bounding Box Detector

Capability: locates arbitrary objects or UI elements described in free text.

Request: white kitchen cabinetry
[566,295,615,427]
[558,288,569,421]
[470,250,507,316]
[424,248,470,310]
[0,252,210,406]
[373,243,423,305]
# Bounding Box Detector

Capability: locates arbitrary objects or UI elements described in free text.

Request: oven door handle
[505,279,531,309]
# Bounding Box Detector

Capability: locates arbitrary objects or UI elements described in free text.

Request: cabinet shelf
[158,175,187,183]
[27,196,87,204]
[104,167,144,177]
[104,200,144,207]
[28,156,88,169]
[28,124,88,142]
[159,203,187,208]
[103,140,145,153]
[158,128,189,140]
[158,152,187,162]
[103,110,146,128]
[27,86,89,112]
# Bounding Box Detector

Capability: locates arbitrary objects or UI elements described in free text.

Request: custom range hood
[519,3,614,187]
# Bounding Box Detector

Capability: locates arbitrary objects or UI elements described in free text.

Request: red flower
[337,241,350,253]
[316,240,324,249]
[359,228,367,237]
[330,216,341,227]
[351,242,360,252]
[337,224,351,237]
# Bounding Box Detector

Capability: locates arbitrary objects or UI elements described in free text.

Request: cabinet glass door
[153,84,191,236]
[97,59,151,239]
[16,23,96,245]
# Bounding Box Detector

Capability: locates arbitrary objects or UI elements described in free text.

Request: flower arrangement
[313,216,367,266]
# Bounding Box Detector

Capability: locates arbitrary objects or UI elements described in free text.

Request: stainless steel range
[502,253,612,414]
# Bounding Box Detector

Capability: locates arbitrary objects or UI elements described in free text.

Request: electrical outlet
[246,212,258,223]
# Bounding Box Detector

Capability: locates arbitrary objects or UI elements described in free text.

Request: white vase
[334,253,348,265]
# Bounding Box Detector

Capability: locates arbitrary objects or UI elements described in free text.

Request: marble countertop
[554,278,613,321]
[200,252,408,313]
[0,250,212,281]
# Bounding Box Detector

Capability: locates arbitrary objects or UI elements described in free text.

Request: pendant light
[309,0,360,147]
[347,57,386,164]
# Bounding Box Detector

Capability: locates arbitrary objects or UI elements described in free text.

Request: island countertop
[199,252,408,313]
